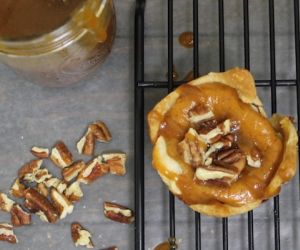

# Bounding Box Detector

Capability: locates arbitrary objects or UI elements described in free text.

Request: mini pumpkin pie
[148,68,298,217]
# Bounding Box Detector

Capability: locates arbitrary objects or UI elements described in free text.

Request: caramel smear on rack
[179,31,194,48]
[0,0,84,39]
[154,242,170,250]
[166,65,179,81]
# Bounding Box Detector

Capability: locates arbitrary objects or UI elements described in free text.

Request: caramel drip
[179,31,194,48]
[156,83,283,207]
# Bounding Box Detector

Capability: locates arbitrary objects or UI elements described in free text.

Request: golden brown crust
[148,68,298,217]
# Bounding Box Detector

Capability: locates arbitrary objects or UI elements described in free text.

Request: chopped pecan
[24,188,59,223]
[102,153,126,176]
[0,193,15,212]
[64,182,83,203]
[62,160,86,182]
[44,177,67,194]
[18,159,43,179]
[31,146,49,158]
[23,199,39,213]
[24,168,52,183]
[246,147,262,168]
[50,141,73,168]
[0,224,18,244]
[188,106,215,124]
[215,149,243,165]
[10,204,31,227]
[50,188,74,219]
[77,128,95,156]
[77,156,109,184]
[197,119,218,134]
[37,183,49,197]
[10,179,26,198]
[195,165,238,184]
[103,202,134,224]
[90,121,112,143]
[36,211,50,223]
[178,128,206,167]
[71,222,94,248]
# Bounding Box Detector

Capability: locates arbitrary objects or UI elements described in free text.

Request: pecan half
[0,224,18,244]
[71,222,94,248]
[77,156,109,184]
[50,141,73,168]
[77,128,95,156]
[102,153,126,176]
[50,188,73,219]
[24,188,59,223]
[11,204,31,227]
[64,182,83,203]
[90,121,112,143]
[0,193,15,212]
[18,159,42,179]
[31,146,49,158]
[103,202,134,224]
[10,178,26,198]
[62,160,86,182]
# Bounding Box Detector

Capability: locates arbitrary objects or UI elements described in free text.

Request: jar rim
[0,0,108,56]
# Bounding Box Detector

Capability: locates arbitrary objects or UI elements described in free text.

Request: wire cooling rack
[134,0,300,249]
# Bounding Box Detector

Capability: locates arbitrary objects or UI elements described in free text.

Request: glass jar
[0,0,116,87]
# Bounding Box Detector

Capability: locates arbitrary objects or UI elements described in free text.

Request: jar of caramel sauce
[0,0,116,87]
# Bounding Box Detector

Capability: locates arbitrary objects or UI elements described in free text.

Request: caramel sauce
[154,242,171,250]
[156,83,284,207]
[0,0,84,39]
[178,31,194,48]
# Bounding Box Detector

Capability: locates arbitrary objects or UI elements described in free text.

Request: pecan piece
[10,178,26,198]
[188,106,215,124]
[23,199,39,213]
[0,224,18,244]
[31,146,49,158]
[246,147,262,168]
[71,222,94,248]
[62,160,86,182]
[102,153,126,176]
[24,188,59,223]
[37,183,49,197]
[77,128,95,156]
[44,177,67,194]
[0,193,15,212]
[10,204,31,227]
[64,182,83,203]
[215,149,243,165]
[24,168,52,183]
[18,159,42,179]
[50,141,73,168]
[103,202,134,224]
[90,121,112,143]
[77,156,109,184]
[50,188,74,219]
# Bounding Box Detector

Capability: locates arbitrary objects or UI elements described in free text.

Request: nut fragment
[71,222,94,248]
[62,160,86,182]
[188,106,214,124]
[246,147,262,168]
[77,128,95,156]
[0,193,15,212]
[102,153,126,176]
[10,179,26,198]
[31,146,49,158]
[64,182,83,203]
[90,121,112,143]
[24,168,52,183]
[103,202,134,224]
[44,177,67,194]
[24,188,59,223]
[50,141,73,168]
[50,188,74,219]
[10,204,31,227]
[23,199,39,213]
[37,183,49,197]
[195,166,238,184]
[77,156,109,184]
[0,223,18,244]
[215,149,243,165]
[36,211,50,223]
[18,159,43,179]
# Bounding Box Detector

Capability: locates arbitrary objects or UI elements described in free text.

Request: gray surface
[0,0,299,250]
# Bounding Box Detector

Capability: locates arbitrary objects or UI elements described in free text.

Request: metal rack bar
[268,0,281,250]
[193,0,202,249]
[134,1,145,250]
[243,1,255,249]
[167,1,177,248]
[294,0,300,194]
